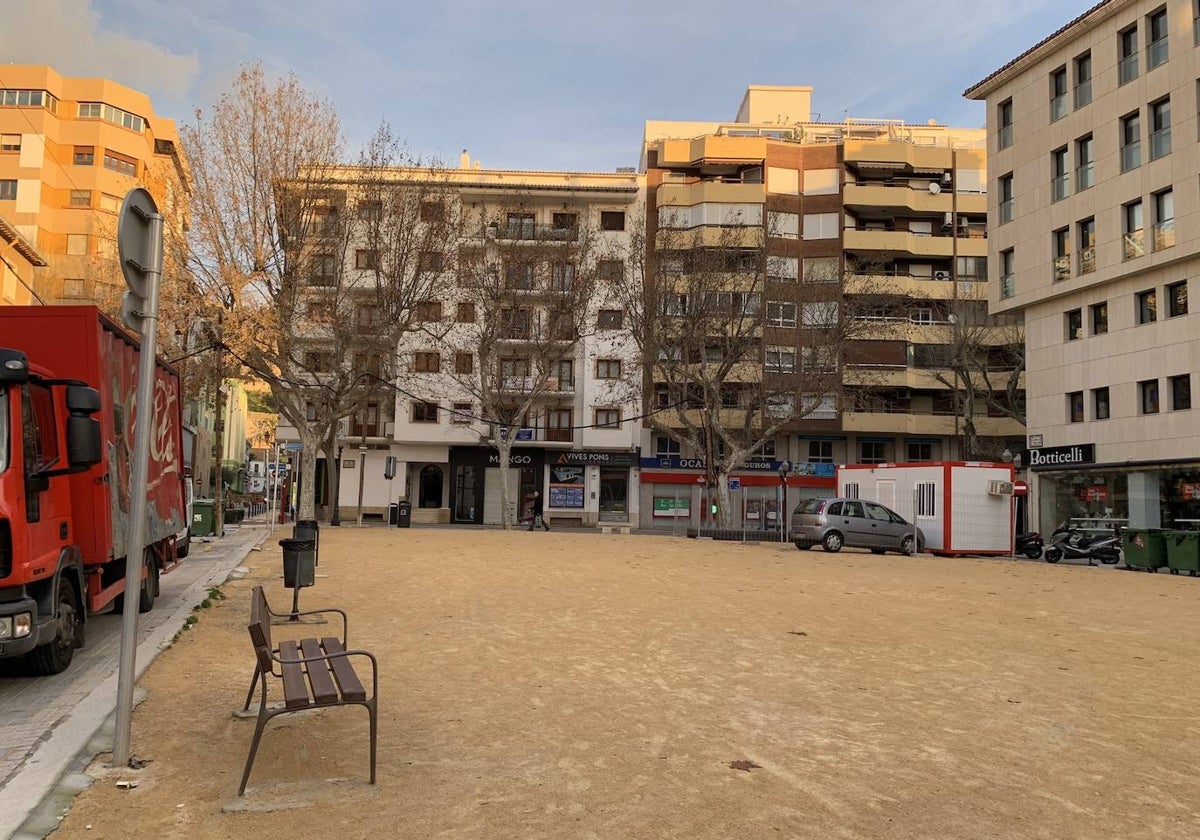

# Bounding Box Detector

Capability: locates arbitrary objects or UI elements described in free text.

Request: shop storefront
[546,450,639,527]
[1029,443,1200,532]
[449,447,547,525]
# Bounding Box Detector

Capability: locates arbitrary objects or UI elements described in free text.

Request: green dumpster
[1164,530,1200,576]
[192,498,217,537]
[1122,529,1167,572]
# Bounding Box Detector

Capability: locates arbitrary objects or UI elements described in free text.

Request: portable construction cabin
[837,462,1016,555]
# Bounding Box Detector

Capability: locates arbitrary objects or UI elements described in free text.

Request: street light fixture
[778,460,792,543]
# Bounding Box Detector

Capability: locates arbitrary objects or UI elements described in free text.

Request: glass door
[598,468,628,522]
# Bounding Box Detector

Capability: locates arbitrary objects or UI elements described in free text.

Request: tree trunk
[495,436,514,530]
[298,434,321,521]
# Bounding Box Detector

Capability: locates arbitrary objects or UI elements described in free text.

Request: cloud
[0,0,199,99]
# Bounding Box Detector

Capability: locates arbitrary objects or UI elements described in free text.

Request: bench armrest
[274,648,379,698]
[265,604,349,643]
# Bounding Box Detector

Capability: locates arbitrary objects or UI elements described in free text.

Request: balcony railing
[1118,54,1138,85]
[1050,95,1067,122]
[999,199,1013,223]
[1147,38,1168,70]
[499,375,576,393]
[1074,81,1092,109]
[1150,128,1171,160]
[1078,247,1096,274]
[1076,163,1094,191]
[488,222,579,242]
[1123,230,1144,260]
[998,124,1013,149]
[1153,220,1174,250]
[1051,174,1069,202]
[999,274,1015,299]
[1053,255,1071,282]
[1120,142,1141,172]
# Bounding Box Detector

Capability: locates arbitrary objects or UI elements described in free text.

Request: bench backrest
[248,586,274,673]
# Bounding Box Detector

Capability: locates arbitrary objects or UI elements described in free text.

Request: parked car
[791,497,925,555]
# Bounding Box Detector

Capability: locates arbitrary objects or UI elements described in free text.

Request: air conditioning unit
[933,270,949,281]
[988,479,1015,496]
[942,212,953,227]
[384,421,395,437]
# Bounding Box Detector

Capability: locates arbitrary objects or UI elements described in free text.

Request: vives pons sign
[1026,443,1096,468]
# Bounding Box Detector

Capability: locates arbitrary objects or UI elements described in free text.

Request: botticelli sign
[1025,443,1096,469]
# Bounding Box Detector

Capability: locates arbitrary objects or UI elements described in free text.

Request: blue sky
[4,0,1089,171]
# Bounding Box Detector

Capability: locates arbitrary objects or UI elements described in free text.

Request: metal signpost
[113,188,164,769]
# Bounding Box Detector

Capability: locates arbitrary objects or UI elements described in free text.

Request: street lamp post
[356,445,368,525]
[778,460,791,543]
[1001,448,1023,557]
[330,444,344,526]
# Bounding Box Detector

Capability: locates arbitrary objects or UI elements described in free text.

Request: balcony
[1123,230,1144,260]
[488,221,579,243]
[1078,247,1096,275]
[842,182,986,216]
[655,225,763,250]
[1053,255,1070,282]
[999,274,1014,299]
[658,135,767,167]
[499,375,576,394]
[841,411,1024,438]
[1153,220,1174,251]
[657,180,765,207]
[843,227,987,259]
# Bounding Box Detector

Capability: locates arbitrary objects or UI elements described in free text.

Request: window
[910,307,934,325]
[69,189,91,207]
[102,149,137,176]
[598,259,623,283]
[766,255,798,282]
[860,441,886,464]
[350,402,380,437]
[1074,51,1092,108]
[802,256,839,283]
[765,347,796,374]
[504,212,535,238]
[1052,228,1070,281]
[1093,387,1111,420]
[913,483,937,521]
[311,205,337,235]
[501,309,531,339]
[802,213,839,240]
[600,211,625,231]
[1147,8,1169,69]
[310,253,336,285]
[1139,379,1160,414]
[998,173,1013,223]
[1168,281,1188,317]
[998,99,1013,149]
[304,352,333,373]
[0,180,16,200]
[72,146,94,165]
[1124,200,1144,259]
[1050,67,1068,121]
[1153,189,1174,250]
[1091,301,1108,335]
[66,234,88,255]
[78,102,144,131]
[597,309,623,330]
[999,248,1015,299]
[1120,111,1141,172]
[1137,288,1157,324]
[456,302,475,323]
[653,435,681,458]
[595,359,622,379]
[767,167,799,194]
[957,256,987,280]
[356,304,380,331]
[355,249,377,270]
[1119,25,1139,84]
[454,352,473,374]
[412,401,439,423]
[768,211,799,238]
[62,278,85,298]
[451,402,473,424]
[505,261,534,290]
[594,408,621,428]
[808,441,834,463]
[1051,147,1069,201]
[802,169,840,195]
[551,212,577,233]
[99,193,120,212]
[356,200,381,221]
[1066,309,1083,341]
[415,300,443,321]
[662,293,688,316]
[801,346,837,371]
[419,250,444,273]
[766,301,797,327]
[0,134,19,152]
[413,351,440,373]
[419,200,444,222]
[1171,374,1192,410]
[1076,135,1094,190]
[551,262,574,291]
[1077,218,1096,274]
[1068,391,1085,423]
[1150,98,1171,159]
[802,301,838,327]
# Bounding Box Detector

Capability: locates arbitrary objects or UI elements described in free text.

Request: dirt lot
[51,527,1200,839]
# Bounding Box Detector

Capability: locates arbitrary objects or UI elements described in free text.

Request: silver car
[791,497,925,555]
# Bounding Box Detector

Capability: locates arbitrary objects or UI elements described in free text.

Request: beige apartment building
[967,0,1200,531]
[0,65,189,304]
[638,86,1024,526]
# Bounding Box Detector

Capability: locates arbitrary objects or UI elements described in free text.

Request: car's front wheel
[900,535,917,556]
[821,531,844,553]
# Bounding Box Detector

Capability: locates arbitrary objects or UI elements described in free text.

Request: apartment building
[638,86,1024,529]
[0,65,189,304]
[966,0,1200,531]
[278,159,644,526]
[1,213,47,305]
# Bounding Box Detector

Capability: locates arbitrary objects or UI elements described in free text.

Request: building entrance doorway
[598,468,628,522]
[419,465,443,508]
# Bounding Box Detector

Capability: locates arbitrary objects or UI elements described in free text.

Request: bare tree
[608,208,881,527]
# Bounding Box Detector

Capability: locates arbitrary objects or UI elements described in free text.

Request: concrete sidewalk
[0,519,276,840]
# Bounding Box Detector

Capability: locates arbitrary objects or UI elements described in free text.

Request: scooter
[1015,531,1044,559]
[1043,524,1122,565]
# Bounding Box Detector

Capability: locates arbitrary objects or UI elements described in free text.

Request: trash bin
[1164,530,1200,576]
[1122,528,1168,572]
[396,501,412,528]
[279,538,316,588]
[294,519,320,566]
[192,499,216,537]
[388,503,399,526]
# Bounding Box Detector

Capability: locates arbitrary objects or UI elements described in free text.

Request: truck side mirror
[65,384,103,469]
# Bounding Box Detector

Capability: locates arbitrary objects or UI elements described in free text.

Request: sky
[2,0,1092,172]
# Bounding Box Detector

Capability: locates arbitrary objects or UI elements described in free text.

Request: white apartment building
[967,0,1200,530]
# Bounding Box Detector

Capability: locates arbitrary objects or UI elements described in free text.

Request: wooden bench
[238,585,378,796]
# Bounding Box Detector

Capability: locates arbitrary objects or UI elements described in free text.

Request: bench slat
[278,640,311,709]
[300,637,339,705]
[322,637,367,702]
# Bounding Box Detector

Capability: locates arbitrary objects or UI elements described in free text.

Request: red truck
[0,306,187,674]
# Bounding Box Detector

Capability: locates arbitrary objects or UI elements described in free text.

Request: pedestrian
[528,490,549,531]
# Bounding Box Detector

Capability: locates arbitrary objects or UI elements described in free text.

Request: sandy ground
[47,527,1200,840]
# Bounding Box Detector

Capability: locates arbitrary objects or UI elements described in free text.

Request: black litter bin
[396,501,412,528]
[279,538,316,588]
[388,503,399,526]
[294,519,320,566]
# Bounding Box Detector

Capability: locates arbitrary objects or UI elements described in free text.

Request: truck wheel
[138,554,159,613]
[176,529,191,560]
[27,577,81,675]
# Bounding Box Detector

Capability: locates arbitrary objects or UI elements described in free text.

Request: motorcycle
[1015,531,1044,559]
[1043,524,1122,565]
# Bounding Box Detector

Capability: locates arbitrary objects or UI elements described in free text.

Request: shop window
[1171,374,1191,410]
[808,441,833,463]
[1139,379,1160,414]
[860,441,886,464]
[1068,391,1084,423]
[1093,387,1110,420]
